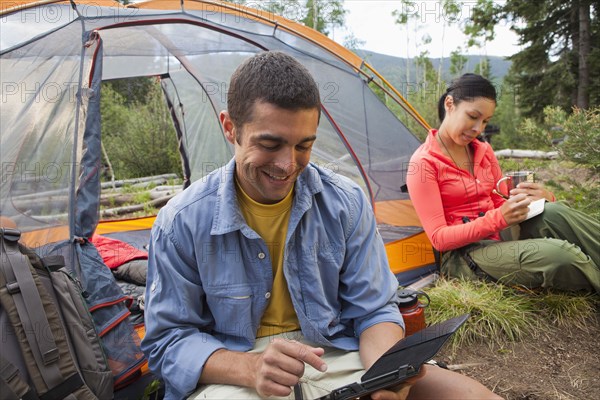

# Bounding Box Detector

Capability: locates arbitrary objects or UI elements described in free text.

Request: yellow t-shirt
[235,181,301,337]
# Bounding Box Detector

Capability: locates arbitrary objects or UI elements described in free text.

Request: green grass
[120,182,158,194]
[425,279,539,351]
[497,158,550,173]
[536,291,599,330]
[141,379,162,400]
[423,277,599,352]
[99,178,183,219]
[133,191,152,204]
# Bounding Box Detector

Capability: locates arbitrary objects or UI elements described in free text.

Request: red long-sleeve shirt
[406,130,509,251]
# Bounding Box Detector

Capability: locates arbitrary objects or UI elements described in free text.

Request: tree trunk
[437,23,446,98]
[312,0,318,30]
[100,141,116,189]
[406,27,410,89]
[577,0,590,109]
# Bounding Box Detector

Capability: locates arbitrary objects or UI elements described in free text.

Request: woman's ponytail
[438,74,496,123]
[438,92,449,122]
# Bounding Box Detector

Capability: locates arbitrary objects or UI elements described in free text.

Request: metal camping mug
[495,171,536,198]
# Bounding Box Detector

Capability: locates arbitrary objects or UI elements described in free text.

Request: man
[142,51,501,400]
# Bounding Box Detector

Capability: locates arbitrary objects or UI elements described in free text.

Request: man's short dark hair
[227,51,321,128]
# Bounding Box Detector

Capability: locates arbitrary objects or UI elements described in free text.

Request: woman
[407,73,600,293]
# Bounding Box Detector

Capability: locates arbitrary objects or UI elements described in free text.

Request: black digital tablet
[315,314,470,400]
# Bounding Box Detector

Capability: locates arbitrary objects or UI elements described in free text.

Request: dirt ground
[436,313,600,399]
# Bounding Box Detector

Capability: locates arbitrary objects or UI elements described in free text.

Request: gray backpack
[0,228,113,399]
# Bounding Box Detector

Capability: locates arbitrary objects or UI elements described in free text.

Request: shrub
[519,106,600,171]
[101,79,181,180]
[556,107,600,172]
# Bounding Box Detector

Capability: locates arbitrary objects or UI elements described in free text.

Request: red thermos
[397,289,430,336]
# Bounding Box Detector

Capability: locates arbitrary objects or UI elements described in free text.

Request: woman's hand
[510,182,554,202]
[500,193,531,225]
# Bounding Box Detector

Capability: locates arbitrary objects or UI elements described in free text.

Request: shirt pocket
[204,283,257,338]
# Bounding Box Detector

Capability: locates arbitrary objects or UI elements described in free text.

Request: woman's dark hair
[438,73,497,122]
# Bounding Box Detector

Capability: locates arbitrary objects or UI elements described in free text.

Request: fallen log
[11,197,69,214]
[130,178,170,189]
[99,193,137,207]
[149,185,182,199]
[495,149,559,159]
[100,194,176,218]
[100,173,179,189]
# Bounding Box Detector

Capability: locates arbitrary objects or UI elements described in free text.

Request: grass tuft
[421,278,599,352]
[536,291,599,330]
[425,278,539,351]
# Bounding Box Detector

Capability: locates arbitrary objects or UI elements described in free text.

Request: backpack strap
[0,356,39,400]
[0,229,91,399]
[0,229,62,382]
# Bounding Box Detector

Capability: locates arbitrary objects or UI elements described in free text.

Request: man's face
[220,101,319,204]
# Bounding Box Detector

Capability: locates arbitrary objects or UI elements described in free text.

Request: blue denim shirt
[142,159,403,399]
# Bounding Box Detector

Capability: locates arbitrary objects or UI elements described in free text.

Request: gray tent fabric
[1,0,426,244]
[75,31,104,239]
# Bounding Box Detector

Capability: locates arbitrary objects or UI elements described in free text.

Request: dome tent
[0,0,435,283]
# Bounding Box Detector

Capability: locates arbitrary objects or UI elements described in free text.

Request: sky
[333,0,521,59]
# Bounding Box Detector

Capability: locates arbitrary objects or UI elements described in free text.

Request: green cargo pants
[442,202,600,293]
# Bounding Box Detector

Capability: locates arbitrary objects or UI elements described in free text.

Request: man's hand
[199,340,326,397]
[254,338,327,397]
[510,182,554,202]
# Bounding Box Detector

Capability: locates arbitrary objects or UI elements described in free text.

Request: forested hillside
[354,50,512,87]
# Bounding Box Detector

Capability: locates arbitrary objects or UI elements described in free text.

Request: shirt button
[258,252,266,259]
[265,292,271,299]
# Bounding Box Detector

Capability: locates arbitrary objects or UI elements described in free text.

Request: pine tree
[464,0,598,119]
